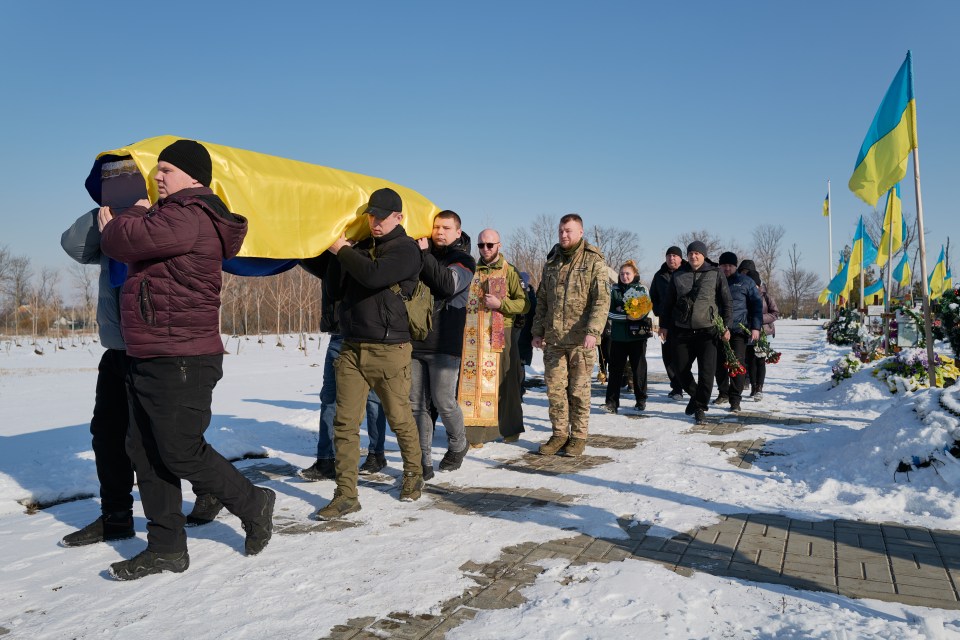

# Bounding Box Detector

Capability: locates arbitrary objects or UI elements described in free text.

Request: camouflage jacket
[532,240,610,346]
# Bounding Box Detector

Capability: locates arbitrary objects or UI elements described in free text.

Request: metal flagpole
[884,194,894,351]
[912,148,937,385]
[827,180,834,320]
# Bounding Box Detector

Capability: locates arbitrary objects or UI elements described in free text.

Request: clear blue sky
[1,1,957,287]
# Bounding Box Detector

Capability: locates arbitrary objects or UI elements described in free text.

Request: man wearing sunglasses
[458,229,530,445]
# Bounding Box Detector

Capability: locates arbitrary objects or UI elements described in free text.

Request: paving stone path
[236,416,960,640]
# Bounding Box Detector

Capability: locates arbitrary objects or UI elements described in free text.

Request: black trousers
[745,345,766,391]
[605,339,648,407]
[126,355,260,553]
[672,328,719,411]
[91,349,134,514]
[660,330,683,394]
[715,333,748,403]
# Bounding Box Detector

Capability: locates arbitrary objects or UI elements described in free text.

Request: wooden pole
[912,148,937,385]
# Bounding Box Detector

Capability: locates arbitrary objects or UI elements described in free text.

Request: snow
[2,321,960,638]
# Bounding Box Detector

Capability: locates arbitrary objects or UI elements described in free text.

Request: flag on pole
[848,51,918,207]
[928,246,947,300]
[864,278,885,304]
[875,183,905,266]
[822,193,830,217]
[848,216,878,281]
[893,251,912,288]
[946,267,953,291]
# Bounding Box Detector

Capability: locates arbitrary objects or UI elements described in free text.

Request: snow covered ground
[2,321,960,639]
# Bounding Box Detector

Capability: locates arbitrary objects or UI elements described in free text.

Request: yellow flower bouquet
[623,292,652,320]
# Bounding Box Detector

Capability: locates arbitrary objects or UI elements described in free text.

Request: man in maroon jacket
[100,140,275,580]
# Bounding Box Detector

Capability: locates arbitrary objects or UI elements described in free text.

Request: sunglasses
[477,242,499,249]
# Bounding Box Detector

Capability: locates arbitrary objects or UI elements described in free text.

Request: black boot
[110,549,189,580]
[359,452,387,475]
[61,511,134,547]
[438,446,468,472]
[300,458,336,481]
[242,487,276,556]
[186,493,224,527]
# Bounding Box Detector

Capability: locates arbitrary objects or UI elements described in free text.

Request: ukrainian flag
[928,246,947,300]
[849,51,918,207]
[946,267,953,292]
[848,216,878,281]
[875,183,906,267]
[822,193,830,217]
[893,251,912,289]
[864,278,885,304]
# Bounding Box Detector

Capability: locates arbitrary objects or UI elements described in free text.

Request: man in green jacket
[531,214,610,456]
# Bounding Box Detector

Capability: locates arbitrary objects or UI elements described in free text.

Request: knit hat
[738,259,757,273]
[686,241,707,256]
[665,246,683,258]
[719,251,738,266]
[158,140,212,187]
[364,187,403,219]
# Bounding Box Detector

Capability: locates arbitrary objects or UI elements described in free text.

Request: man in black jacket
[713,252,762,412]
[411,211,476,479]
[317,188,425,519]
[649,246,687,400]
[658,241,732,425]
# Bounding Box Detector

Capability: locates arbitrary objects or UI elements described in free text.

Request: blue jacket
[726,272,763,336]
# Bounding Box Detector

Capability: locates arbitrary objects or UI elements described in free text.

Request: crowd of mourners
[58,140,778,580]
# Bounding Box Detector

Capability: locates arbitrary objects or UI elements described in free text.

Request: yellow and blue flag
[876,183,906,267]
[848,216,878,280]
[822,193,830,217]
[946,267,953,292]
[928,246,947,300]
[893,251,912,288]
[849,51,918,207]
[864,278,885,304]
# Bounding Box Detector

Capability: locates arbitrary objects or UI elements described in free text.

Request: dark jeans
[659,330,683,394]
[672,328,719,412]
[126,355,261,553]
[317,335,386,460]
[605,339,648,408]
[91,349,134,514]
[745,345,766,391]
[715,333,748,403]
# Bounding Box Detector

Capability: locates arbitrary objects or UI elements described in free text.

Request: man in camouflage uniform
[531,214,610,456]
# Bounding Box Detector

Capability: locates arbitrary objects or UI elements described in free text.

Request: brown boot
[538,435,569,456]
[560,437,587,457]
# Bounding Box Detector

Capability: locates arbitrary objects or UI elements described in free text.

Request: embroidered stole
[458,261,509,426]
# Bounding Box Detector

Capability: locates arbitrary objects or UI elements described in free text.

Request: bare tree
[780,244,822,318]
[674,230,747,265]
[750,224,785,292]
[505,214,556,288]
[4,255,32,337]
[588,226,642,271]
[70,262,97,334]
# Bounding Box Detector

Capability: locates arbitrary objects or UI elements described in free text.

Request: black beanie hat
[666,246,683,258]
[686,241,708,256]
[158,139,212,187]
[719,251,738,266]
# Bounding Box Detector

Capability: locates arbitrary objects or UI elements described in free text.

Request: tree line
[0,224,825,344]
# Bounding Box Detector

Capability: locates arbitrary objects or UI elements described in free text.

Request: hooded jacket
[412,232,476,357]
[100,187,248,358]
[662,261,732,332]
[725,272,763,336]
[608,276,650,342]
[328,224,423,344]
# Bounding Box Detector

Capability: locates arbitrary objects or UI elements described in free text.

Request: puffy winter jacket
[100,187,247,358]
[413,233,476,357]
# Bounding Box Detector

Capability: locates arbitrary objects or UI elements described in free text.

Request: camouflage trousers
[543,344,596,439]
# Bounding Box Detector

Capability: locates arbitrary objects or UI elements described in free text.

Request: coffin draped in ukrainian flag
[85,135,439,275]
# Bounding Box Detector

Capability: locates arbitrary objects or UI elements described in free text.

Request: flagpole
[884,196,894,351]
[912,148,937,385]
[827,180,834,320]
[859,216,865,311]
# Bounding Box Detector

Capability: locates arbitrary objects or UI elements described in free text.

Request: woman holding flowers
[603,260,653,413]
